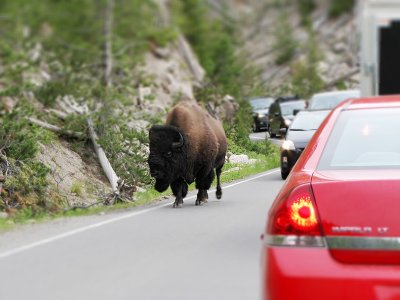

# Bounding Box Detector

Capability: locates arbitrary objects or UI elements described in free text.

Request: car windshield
[318,107,400,169]
[309,91,359,110]
[290,111,329,131]
[280,101,305,116]
[250,98,274,110]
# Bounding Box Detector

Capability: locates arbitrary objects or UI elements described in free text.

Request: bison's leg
[216,166,223,200]
[171,178,187,208]
[195,169,215,206]
[195,190,207,206]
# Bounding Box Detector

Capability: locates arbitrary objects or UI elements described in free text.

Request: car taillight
[264,184,325,247]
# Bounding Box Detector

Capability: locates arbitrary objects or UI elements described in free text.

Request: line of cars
[261,95,400,300]
[250,95,306,136]
[250,90,361,179]
[280,89,360,179]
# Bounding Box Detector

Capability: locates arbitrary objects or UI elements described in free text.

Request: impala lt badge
[332,226,389,234]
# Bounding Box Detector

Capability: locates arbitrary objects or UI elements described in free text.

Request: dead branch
[324,68,359,89]
[177,35,205,84]
[56,96,87,115]
[45,108,68,120]
[28,117,86,139]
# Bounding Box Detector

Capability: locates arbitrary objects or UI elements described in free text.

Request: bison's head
[148,125,187,192]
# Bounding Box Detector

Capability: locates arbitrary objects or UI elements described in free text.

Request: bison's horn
[172,131,184,149]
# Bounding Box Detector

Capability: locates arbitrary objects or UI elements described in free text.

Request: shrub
[290,31,324,99]
[273,12,297,65]
[70,181,84,197]
[96,108,151,188]
[329,0,355,18]
[0,102,57,213]
[298,0,316,27]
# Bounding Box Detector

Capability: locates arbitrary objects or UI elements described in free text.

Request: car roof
[312,89,360,98]
[290,109,330,125]
[342,95,400,110]
[297,109,329,115]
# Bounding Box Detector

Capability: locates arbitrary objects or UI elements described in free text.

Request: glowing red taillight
[289,195,317,231]
[267,184,322,236]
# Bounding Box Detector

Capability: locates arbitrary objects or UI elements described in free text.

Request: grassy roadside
[0,144,279,231]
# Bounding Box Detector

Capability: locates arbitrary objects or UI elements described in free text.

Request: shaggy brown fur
[148,101,227,208]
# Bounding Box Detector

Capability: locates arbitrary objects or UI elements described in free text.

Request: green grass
[0,145,279,231]
[70,181,84,197]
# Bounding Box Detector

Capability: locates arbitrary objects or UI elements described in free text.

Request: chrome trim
[264,235,326,247]
[326,236,400,250]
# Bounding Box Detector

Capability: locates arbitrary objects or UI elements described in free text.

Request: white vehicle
[308,89,360,111]
[359,0,400,96]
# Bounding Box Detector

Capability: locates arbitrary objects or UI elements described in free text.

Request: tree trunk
[103,0,114,87]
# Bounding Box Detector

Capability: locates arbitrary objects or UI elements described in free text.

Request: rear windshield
[291,111,329,131]
[309,91,359,110]
[318,108,400,170]
[280,101,305,116]
[250,98,274,110]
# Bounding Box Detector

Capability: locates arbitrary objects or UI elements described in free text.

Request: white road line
[0,169,279,259]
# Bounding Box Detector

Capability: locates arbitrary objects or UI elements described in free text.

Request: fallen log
[87,117,119,196]
[28,117,85,139]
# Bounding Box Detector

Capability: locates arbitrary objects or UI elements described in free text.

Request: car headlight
[284,118,292,126]
[282,140,295,151]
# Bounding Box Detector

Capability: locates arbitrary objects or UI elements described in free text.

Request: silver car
[308,90,360,111]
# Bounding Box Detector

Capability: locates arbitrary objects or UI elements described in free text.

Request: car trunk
[312,170,400,264]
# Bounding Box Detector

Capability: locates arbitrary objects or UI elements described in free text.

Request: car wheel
[252,124,258,132]
[269,127,276,138]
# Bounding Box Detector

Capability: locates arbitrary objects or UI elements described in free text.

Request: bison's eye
[165,151,172,158]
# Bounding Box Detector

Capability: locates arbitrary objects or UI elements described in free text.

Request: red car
[261,96,400,300]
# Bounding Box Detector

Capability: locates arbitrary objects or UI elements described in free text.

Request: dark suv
[267,96,305,138]
[249,97,274,132]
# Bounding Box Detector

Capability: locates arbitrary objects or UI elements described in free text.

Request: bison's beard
[155,180,170,193]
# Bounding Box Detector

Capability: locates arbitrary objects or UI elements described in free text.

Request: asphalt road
[249,131,283,146]
[0,170,284,300]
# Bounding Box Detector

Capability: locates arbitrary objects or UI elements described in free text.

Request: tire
[252,123,259,132]
[269,126,276,138]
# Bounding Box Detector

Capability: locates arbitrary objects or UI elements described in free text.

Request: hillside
[0,0,357,223]
[226,0,359,98]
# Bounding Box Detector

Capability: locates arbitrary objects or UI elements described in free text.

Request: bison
[148,101,227,208]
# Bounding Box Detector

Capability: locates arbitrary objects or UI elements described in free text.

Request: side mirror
[293,109,300,116]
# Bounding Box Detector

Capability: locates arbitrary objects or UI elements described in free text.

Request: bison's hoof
[216,188,222,199]
[173,202,183,208]
[195,198,207,206]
